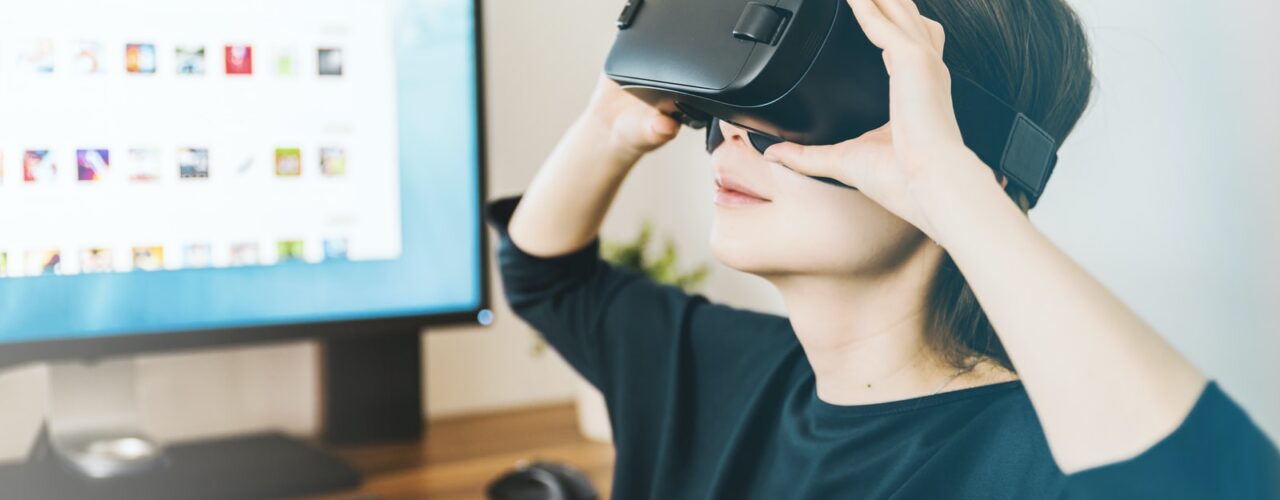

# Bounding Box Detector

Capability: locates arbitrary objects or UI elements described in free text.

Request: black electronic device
[487,461,599,500]
[605,0,1058,207]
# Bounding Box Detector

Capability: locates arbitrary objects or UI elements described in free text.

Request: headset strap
[951,76,1058,208]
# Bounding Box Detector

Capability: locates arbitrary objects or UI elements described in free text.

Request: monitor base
[45,358,167,479]
[44,426,166,479]
[0,426,361,500]
[2,328,434,498]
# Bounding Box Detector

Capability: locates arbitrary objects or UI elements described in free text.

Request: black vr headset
[605,0,1059,208]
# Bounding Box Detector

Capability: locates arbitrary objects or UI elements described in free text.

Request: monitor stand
[44,358,166,478]
[0,356,362,500]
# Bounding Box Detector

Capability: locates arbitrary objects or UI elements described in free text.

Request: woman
[487,0,1280,497]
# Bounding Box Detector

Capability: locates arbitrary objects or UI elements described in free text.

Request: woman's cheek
[773,178,917,273]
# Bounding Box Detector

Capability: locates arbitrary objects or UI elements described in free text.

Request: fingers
[848,0,945,55]
[762,142,846,181]
[924,18,945,54]
[649,112,680,138]
[848,0,906,50]
[872,0,922,37]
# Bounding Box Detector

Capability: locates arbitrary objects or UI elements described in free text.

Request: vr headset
[605,0,1059,208]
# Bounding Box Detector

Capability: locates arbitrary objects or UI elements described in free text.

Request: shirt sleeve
[483,195,703,393]
[1062,382,1280,499]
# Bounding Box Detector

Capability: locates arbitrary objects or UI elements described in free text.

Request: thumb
[763,142,845,180]
[648,113,680,140]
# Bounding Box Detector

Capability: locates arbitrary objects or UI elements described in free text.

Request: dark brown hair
[917,0,1095,371]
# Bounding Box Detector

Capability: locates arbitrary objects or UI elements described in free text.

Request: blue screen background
[0,0,483,343]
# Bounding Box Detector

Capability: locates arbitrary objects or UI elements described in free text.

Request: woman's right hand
[584,75,682,162]
[509,75,681,257]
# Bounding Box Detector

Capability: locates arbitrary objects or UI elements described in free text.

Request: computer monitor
[0,0,489,367]
[0,0,486,494]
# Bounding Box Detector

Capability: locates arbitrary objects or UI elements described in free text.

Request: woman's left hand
[763,0,997,244]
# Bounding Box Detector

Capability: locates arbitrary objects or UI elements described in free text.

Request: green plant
[529,221,711,357]
[601,221,711,292]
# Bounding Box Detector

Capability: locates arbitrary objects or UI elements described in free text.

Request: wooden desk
[320,403,615,500]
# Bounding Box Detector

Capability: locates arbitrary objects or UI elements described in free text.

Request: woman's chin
[709,228,773,275]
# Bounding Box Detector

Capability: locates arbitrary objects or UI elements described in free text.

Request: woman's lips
[714,175,771,206]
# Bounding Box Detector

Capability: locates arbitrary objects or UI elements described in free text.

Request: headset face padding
[705,118,852,190]
[705,118,783,156]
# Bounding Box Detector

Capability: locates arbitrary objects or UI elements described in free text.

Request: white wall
[1,0,1275,463]
[1037,0,1280,440]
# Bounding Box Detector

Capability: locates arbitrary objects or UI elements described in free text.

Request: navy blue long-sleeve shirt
[486,195,1280,499]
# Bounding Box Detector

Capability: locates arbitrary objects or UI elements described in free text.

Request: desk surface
[322,403,615,500]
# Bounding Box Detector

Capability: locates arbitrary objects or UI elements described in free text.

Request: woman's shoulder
[691,298,791,331]
[1062,382,1280,499]
[687,298,797,353]
[937,378,1055,460]
[966,376,1039,424]
[888,380,1067,497]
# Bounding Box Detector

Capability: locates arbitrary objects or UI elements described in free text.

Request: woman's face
[709,121,927,277]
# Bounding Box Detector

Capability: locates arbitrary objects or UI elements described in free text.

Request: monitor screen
[0,0,485,347]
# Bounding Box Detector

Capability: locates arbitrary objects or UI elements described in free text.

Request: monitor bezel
[0,0,492,370]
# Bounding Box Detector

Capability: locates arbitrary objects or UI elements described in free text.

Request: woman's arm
[763,0,1218,474]
[491,75,698,391]
[915,156,1207,474]
[508,77,680,258]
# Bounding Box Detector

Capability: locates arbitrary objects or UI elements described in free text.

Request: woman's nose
[718,120,749,144]
[719,120,781,155]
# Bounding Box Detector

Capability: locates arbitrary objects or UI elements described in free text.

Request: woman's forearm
[917,160,1208,474]
[508,114,640,258]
